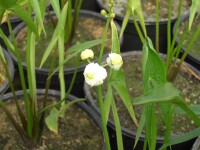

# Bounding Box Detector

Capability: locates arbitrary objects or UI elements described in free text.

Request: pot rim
[96,0,191,25]
[0,48,15,95]
[0,89,106,149]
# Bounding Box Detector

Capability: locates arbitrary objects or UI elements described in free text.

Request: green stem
[65,0,72,44]
[68,0,82,44]
[166,0,172,68]
[162,105,173,150]
[170,0,182,51]
[7,17,32,137]
[180,25,200,64]
[97,86,111,150]
[166,0,183,77]
[132,16,145,44]
[64,59,80,97]
[98,18,110,64]
[167,23,189,80]
[155,0,159,52]
[35,46,58,143]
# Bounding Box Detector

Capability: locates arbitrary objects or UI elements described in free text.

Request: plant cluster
[0,0,100,147]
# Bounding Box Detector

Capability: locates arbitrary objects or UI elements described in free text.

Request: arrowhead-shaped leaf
[45,107,59,134]
[142,37,167,93]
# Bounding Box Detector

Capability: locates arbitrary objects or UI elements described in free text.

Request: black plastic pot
[84,51,198,150]
[97,0,190,53]
[72,0,100,12]
[0,48,15,95]
[8,10,123,98]
[0,23,9,48]
[191,136,200,150]
[0,89,105,149]
[0,21,22,49]
[174,13,200,70]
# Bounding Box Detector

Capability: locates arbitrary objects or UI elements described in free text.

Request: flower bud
[106,53,123,70]
[108,3,113,8]
[100,9,107,16]
[81,49,94,60]
[110,12,115,19]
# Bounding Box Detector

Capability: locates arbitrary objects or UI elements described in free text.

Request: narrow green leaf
[160,128,200,150]
[120,9,131,38]
[111,20,120,54]
[40,2,69,68]
[45,107,59,133]
[134,110,145,148]
[65,0,72,42]
[39,36,59,68]
[10,4,38,36]
[50,0,61,19]
[0,29,15,51]
[111,100,124,150]
[113,81,138,126]
[150,105,157,150]
[189,0,200,30]
[144,104,153,149]
[30,0,45,32]
[128,0,146,36]
[107,68,138,126]
[160,103,172,148]
[174,104,200,115]
[0,46,6,62]
[104,85,113,123]
[134,6,147,36]
[38,0,47,20]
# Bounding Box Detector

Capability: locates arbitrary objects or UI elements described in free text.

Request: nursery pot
[174,13,200,70]
[84,51,199,150]
[0,48,15,95]
[72,0,100,12]
[8,10,123,98]
[191,136,200,150]
[97,0,191,53]
[0,89,105,149]
[0,23,10,49]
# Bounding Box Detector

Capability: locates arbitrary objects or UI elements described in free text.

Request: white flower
[84,63,107,86]
[81,49,94,60]
[106,53,123,70]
